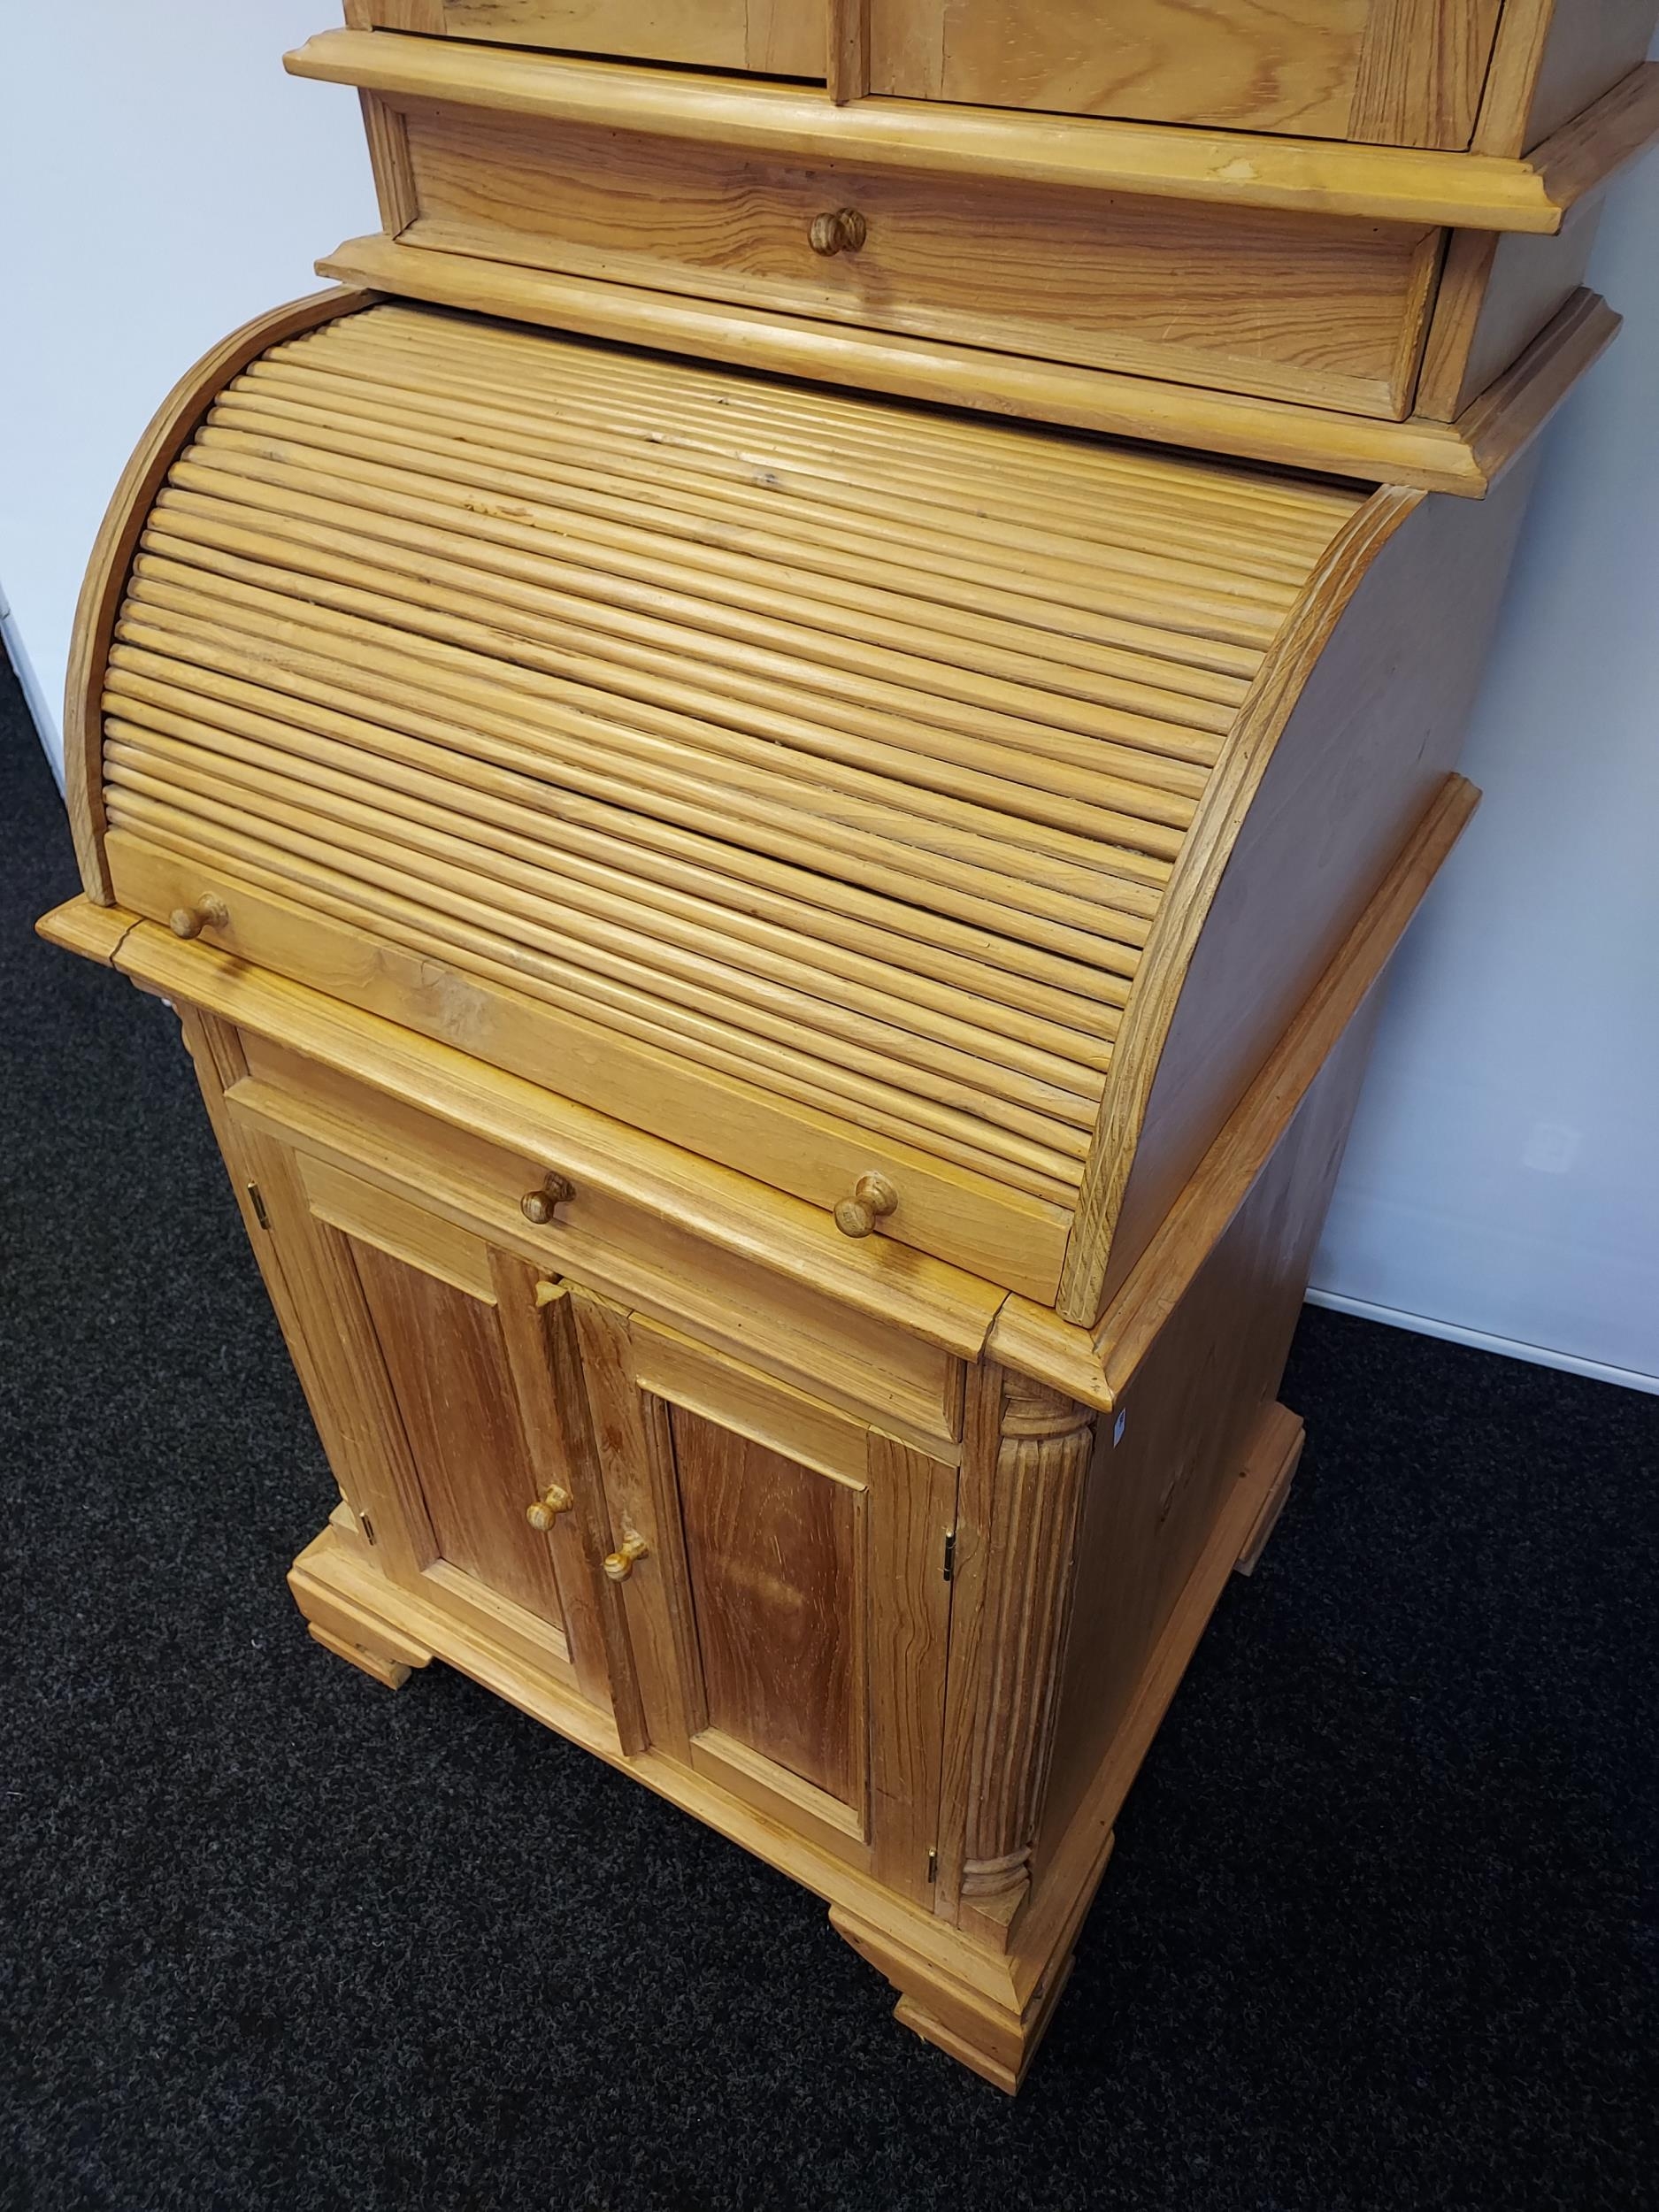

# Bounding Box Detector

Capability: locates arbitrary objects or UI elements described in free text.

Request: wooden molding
[1527,63,1659,219]
[288,30,1659,233]
[314,235,1615,495]
[956,1377,1096,1950]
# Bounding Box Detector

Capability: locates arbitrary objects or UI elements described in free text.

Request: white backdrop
[4,5,1656,1389]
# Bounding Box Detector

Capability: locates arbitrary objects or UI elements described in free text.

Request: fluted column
[958,1377,1096,1942]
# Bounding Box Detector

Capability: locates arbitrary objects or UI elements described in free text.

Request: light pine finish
[1060,450,1542,1323]
[227,1044,966,1451]
[38,764,1479,1427]
[69,290,1614,1317]
[358,93,419,234]
[672,1402,865,1809]
[290,28,1659,232]
[314,235,1620,494]
[42,901,1008,1360]
[92,301,1390,1292]
[828,0,869,102]
[954,1379,1095,1951]
[394,101,1444,415]
[41,0,1657,2097]
[869,0,1502,150]
[100,829,1072,1298]
[61,285,374,901]
[41,772,1560,2088]
[357,0,826,75]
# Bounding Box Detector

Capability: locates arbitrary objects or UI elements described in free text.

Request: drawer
[225,1028,967,1454]
[394,101,1443,417]
[350,0,822,77]
[867,0,1505,150]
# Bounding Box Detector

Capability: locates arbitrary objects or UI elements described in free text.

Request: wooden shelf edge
[987,772,1482,1407]
[288,27,1598,233]
[35,895,142,968]
[316,233,1530,494]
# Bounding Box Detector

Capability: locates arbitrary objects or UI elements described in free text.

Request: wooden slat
[104,640,1132,1011]
[114,590,1168,952]
[98,303,1363,1230]
[103,680,1118,1071]
[138,511,1204,839]
[104,727,1108,1145]
[268,329,1338,583]
[104,799,1086,1201]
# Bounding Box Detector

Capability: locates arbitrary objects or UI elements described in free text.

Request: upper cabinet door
[868,0,1506,149]
[369,1,826,77]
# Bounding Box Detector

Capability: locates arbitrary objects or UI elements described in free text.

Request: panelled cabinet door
[868,0,1504,149]
[573,1297,958,1903]
[243,1135,618,1714]
[368,0,826,77]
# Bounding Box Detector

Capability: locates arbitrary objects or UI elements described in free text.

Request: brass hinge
[941,1529,956,1581]
[246,1181,271,1231]
[926,1848,938,1885]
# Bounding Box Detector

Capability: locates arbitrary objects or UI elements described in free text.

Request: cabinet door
[574,1300,957,1901]
[868,0,1504,150]
[368,1,824,77]
[247,1138,619,1713]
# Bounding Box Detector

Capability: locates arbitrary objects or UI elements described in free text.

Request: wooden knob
[833,1171,898,1239]
[168,895,228,940]
[525,1484,573,1532]
[809,208,867,257]
[519,1171,576,1225]
[603,1532,649,1582]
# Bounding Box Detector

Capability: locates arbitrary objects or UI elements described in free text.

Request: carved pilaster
[958,1377,1096,1944]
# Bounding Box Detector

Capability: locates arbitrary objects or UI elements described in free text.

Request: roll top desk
[42,0,1659,2091]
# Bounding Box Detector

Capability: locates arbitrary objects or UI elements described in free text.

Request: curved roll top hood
[81,296,1419,1315]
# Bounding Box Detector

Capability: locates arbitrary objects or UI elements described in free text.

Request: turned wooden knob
[603,1532,649,1582]
[525,1484,573,1532]
[519,1171,576,1225]
[833,1172,897,1239]
[168,895,228,940]
[809,207,867,257]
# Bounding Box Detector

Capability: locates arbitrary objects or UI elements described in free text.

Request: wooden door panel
[868,0,1503,150]
[386,0,826,76]
[586,1313,956,1898]
[672,1406,864,1814]
[238,1129,619,1709]
[349,1236,567,1630]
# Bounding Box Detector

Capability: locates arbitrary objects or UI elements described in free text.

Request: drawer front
[226,1027,967,1455]
[868,0,1504,151]
[358,0,823,77]
[397,102,1442,416]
